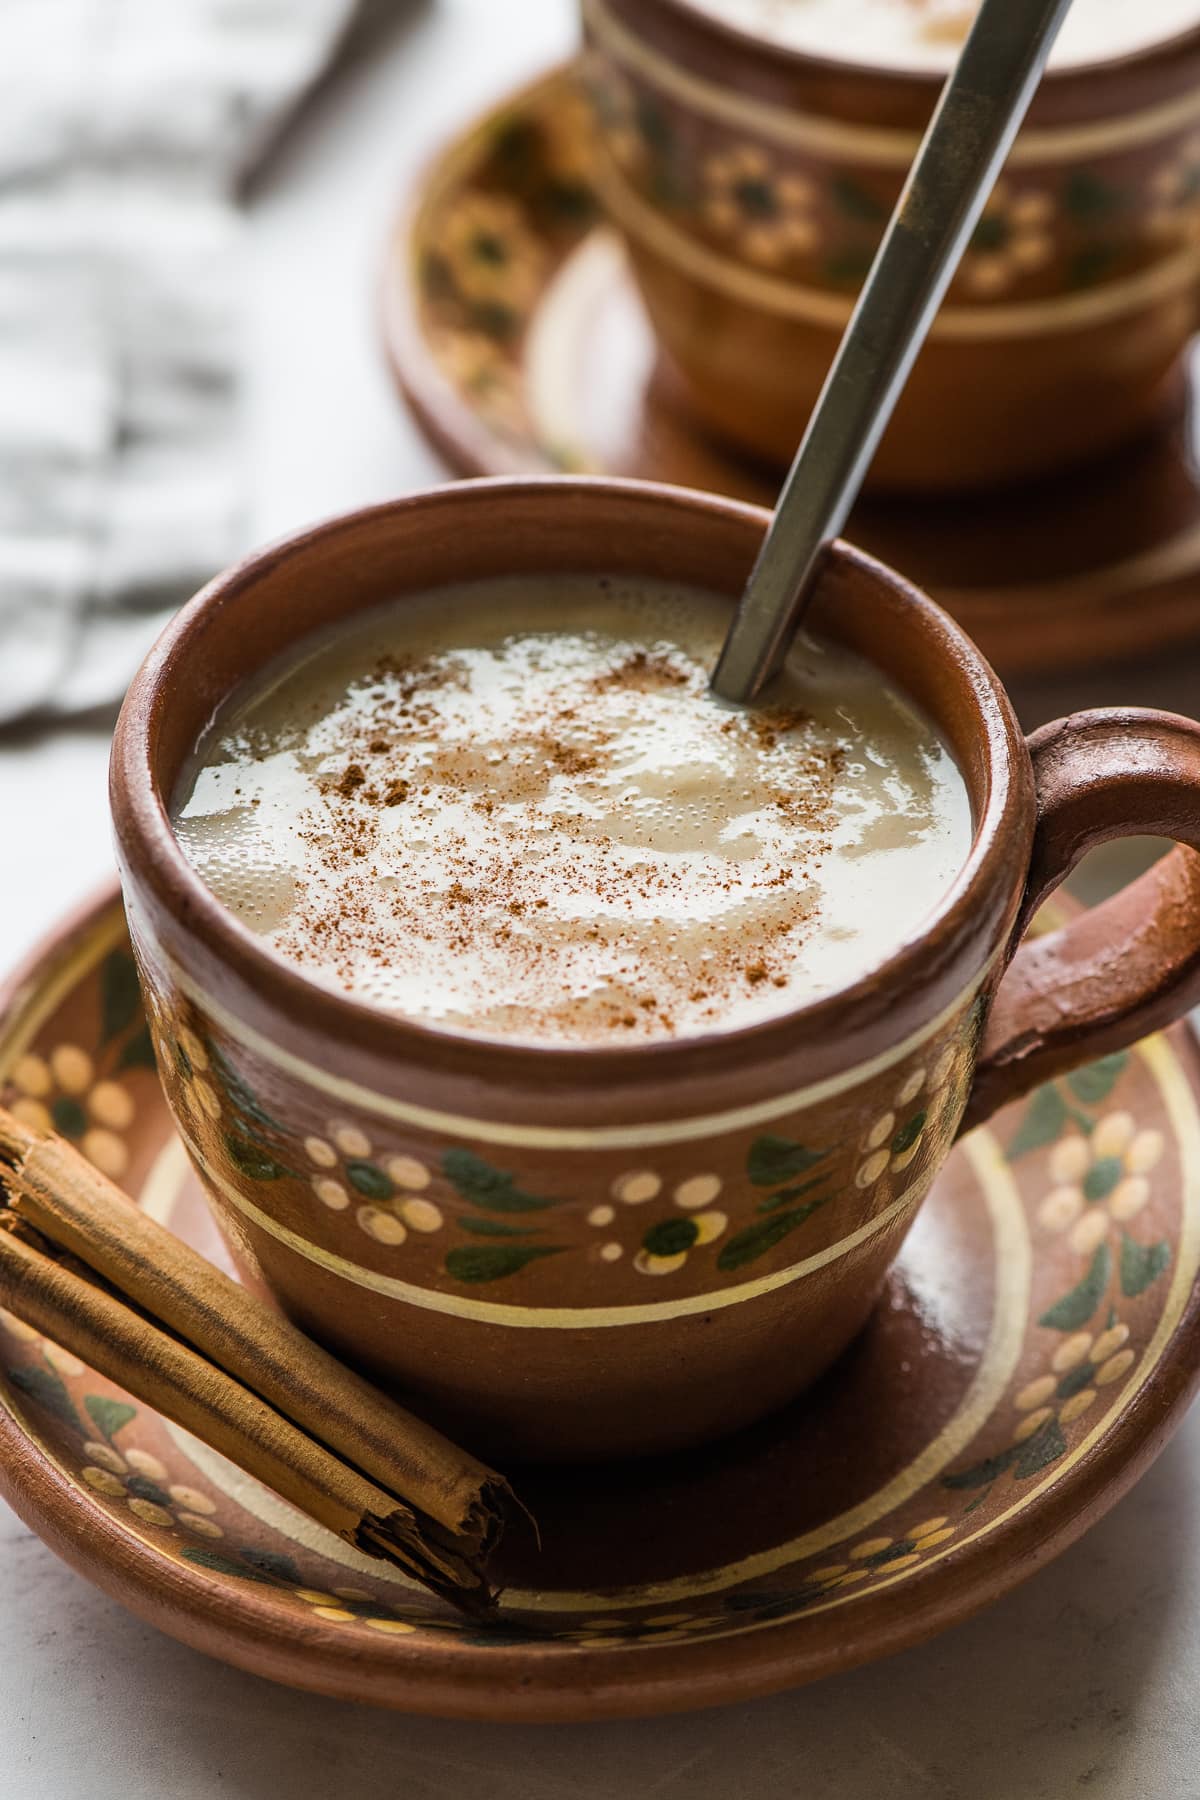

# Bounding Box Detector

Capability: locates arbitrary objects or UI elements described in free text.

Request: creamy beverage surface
[172,577,972,1046]
[685,0,1200,69]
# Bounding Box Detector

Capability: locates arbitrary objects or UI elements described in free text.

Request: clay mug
[580,0,1200,491]
[111,476,1200,1461]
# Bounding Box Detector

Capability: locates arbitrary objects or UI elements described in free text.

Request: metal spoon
[710,0,1076,703]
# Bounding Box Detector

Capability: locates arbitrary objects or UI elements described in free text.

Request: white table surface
[3,3,1200,1792]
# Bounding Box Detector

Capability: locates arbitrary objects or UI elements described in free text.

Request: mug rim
[652,0,1200,88]
[110,475,1031,1110]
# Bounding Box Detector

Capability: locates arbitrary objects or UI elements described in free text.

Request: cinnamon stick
[0,1109,516,1614]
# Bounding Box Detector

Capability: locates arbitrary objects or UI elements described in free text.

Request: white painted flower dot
[12,1053,51,1098]
[691,1209,727,1245]
[588,1204,616,1228]
[908,1515,949,1541]
[866,1111,896,1150]
[400,1198,443,1233]
[856,1150,890,1188]
[1038,1186,1084,1233]
[10,1098,52,1134]
[82,1128,129,1179]
[333,1124,371,1158]
[1108,1177,1150,1222]
[312,1176,350,1211]
[1015,1375,1056,1412]
[896,1067,926,1107]
[1051,1331,1094,1373]
[810,1564,849,1583]
[126,1449,167,1482]
[82,1467,127,1497]
[1014,1406,1053,1443]
[366,1618,416,1634]
[612,1169,661,1205]
[305,1136,338,1169]
[357,1206,407,1245]
[1089,1323,1130,1363]
[913,1526,955,1550]
[834,1568,871,1586]
[1059,1389,1098,1425]
[600,1241,623,1263]
[178,1029,209,1072]
[168,1485,215,1515]
[633,1248,687,1276]
[1092,1111,1136,1159]
[50,1044,93,1095]
[43,1342,84,1378]
[383,1154,431,1191]
[882,1552,922,1572]
[178,1513,223,1538]
[891,1143,921,1173]
[295,1590,338,1606]
[1068,1209,1109,1257]
[83,1442,127,1476]
[1049,1136,1091,1184]
[1126,1129,1164,1175]
[192,1079,222,1120]
[313,1606,356,1623]
[673,1173,721,1210]
[1095,1348,1136,1387]
[87,1080,135,1130]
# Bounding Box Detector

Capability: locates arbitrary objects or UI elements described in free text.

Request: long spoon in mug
[711,0,1075,704]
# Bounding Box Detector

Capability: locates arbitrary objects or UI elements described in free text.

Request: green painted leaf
[1038,1243,1110,1331]
[1067,1052,1128,1105]
[1056,1363,1095,1400]
[85,1395,136,1443]
[1067,243,1119,289]
[746,1135,830,1188]
[444,1243,565,1284]
[8,1364,82,1434]
[757,1173,829,1214]
[126,1473,171,1507]
[1014,1416,1068,1478]
[1007,1084,1068,1158]
[717,1198,828,1272]
[180,1546,277,1585]
[891,1111,927,1156]
[1063,171,1120,220]
[51,1096,87,1139]
[1083,1157,1123,1202]
[223,1134,287,1182]
[346,1161,395,1201]
[642,1218,699,1258]
[1120,1233,1171,1299]
[459,1218,538,1237]
[237,1547,302,1584]
[100,951,142,1045]
[208,1045,286,1136]
[831,175,886,222]
[942,1445,1019,1491]
[442,1148,559,1213]
[116,1025,157,1072]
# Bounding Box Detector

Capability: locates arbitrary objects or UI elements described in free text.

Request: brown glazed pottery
[109,475,1200,1462]
[3,886,1200,1716]
[579,0,1200,489]
[381,64,1200,678]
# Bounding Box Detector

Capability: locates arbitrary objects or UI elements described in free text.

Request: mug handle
[962,708,1200,1133]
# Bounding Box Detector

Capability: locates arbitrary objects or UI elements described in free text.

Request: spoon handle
[711,0,1076,703]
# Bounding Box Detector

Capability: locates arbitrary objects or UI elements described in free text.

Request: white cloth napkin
[0,0,362,728]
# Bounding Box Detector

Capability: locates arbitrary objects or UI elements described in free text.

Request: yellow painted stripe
[600,157,1200,338]
[584,0,1200,166]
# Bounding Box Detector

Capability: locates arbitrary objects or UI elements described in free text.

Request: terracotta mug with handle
[110,477,1200,1460]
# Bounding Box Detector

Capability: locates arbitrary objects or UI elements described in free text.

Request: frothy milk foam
[686,0,1200,70]
[172,576,973,1045]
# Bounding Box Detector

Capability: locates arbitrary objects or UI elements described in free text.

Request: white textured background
[2,2,1200,1793]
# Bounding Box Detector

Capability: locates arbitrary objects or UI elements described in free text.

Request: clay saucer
[1,886,1200,1718]
[382,66,1200,679]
